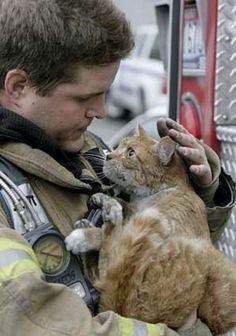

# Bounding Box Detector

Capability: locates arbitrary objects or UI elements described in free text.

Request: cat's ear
[136,124,148,138]
[156,136,176,165]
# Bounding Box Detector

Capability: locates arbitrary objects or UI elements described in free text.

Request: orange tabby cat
[65,125,236,334]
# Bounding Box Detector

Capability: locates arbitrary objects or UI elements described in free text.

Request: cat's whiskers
[82,153,105,160]
[96,172,106,179]
[130,184,178,201]
[91,163,105,168]
[66,130,236,334]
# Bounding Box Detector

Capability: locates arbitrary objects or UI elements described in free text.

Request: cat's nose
[106,153,112,161]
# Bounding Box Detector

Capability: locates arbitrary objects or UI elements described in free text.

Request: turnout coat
[0,132,234,336]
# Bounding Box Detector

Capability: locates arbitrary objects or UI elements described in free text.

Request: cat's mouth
[116,174,126,182]
[103,166,127,185]
[107,172,126,184]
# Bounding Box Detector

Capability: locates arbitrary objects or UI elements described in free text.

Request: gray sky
[113,0,157,30]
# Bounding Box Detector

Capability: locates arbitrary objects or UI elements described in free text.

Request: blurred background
[112,0,157,28]
[88,0,167,147]
[88,4,236,335]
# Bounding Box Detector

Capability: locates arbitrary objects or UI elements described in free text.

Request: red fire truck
[155,1,236,335]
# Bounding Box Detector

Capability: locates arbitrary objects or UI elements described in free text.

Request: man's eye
[127,148,135,158]
[75,97,89,102]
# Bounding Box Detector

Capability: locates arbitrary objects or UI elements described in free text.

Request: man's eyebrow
[76,91,105,99]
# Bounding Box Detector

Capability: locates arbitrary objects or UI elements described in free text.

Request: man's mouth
[65,128,86,141]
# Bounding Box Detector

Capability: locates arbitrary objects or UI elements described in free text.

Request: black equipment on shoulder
[0,156,100,314]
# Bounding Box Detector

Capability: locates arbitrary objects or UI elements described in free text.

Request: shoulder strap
[0,156,50,231]
[0,156,28,185]
[0,156,28,227]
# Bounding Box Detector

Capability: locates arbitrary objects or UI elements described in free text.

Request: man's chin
[59,134,85,153]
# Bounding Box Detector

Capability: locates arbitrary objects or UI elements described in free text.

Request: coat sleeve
[206,170,236,242]
[189,142,236,242]
[0,226,212,336]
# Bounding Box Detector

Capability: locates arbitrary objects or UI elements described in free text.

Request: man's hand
[177,310,197,332]
[157,117,212,186]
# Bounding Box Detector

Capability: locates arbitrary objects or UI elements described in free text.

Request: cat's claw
[89,192,105,208]
[65,229,91,254]
[102,199,123,226]
[90,192,123,226]
[74,218,93,229]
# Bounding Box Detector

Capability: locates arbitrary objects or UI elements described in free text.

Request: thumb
[178,310,197,331]
[157,118,169,138]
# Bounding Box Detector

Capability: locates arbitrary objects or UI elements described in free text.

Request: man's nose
[87,106,107,119]
[86,97,107,119]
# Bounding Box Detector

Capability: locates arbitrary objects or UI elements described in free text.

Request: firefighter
[0,1,234,335]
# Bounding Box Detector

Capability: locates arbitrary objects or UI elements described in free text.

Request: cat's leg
[90,192,123,227]
[65,219,102,254]
[198,246,236,334]
[74,218,94,228]
[65,193,123,255]
[90,192,112,208]
[89,194,124,278]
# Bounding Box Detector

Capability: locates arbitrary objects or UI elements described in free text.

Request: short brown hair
[0,0,134,95]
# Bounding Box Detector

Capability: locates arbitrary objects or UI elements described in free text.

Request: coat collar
[0,136,108,192]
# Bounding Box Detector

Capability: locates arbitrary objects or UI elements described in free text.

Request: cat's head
[103,125,185,196]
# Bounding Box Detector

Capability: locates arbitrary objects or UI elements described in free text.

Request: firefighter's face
[0,62,119,152]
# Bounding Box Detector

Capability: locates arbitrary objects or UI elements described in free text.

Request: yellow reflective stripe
[119,316,161,336]
[0,259,42,284]
[0,238,42,283]
[147,323,161,336]
[0,238,39,265]
[119,316,134,336]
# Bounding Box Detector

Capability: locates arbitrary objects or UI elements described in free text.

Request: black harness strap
[0,156,28,228]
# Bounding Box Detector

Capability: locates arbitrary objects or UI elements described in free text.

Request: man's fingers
[189,165,212,185]
[178,310,197,331]
[157,117,189,138]
[156,117,170,137]
[168,129,201,149]
[189,164,210,176]
[165,118,189,134]
[177,147,206,164]
[156,118,213,185]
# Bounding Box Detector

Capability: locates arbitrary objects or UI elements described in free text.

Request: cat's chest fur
[124,184,209,240]
[66,129,236,334]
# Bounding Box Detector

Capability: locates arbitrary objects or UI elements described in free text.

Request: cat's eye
[127,148,136,158]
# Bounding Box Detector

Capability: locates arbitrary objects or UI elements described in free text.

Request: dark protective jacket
[0,110,235,336]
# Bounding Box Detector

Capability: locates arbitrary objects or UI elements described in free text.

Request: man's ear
[156,136,176,165]
[4,70,29,105]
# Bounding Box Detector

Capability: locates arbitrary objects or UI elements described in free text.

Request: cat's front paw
[74,218,93,229]
[102,198,123,226]
[65,229,91,254]
[90,193,123,226]
[90,192,106,208]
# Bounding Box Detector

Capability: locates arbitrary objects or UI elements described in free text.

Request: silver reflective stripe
[119,316,161,336]
[0,181,49,234]
[0,249,34,268]
[133,320,148,336]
